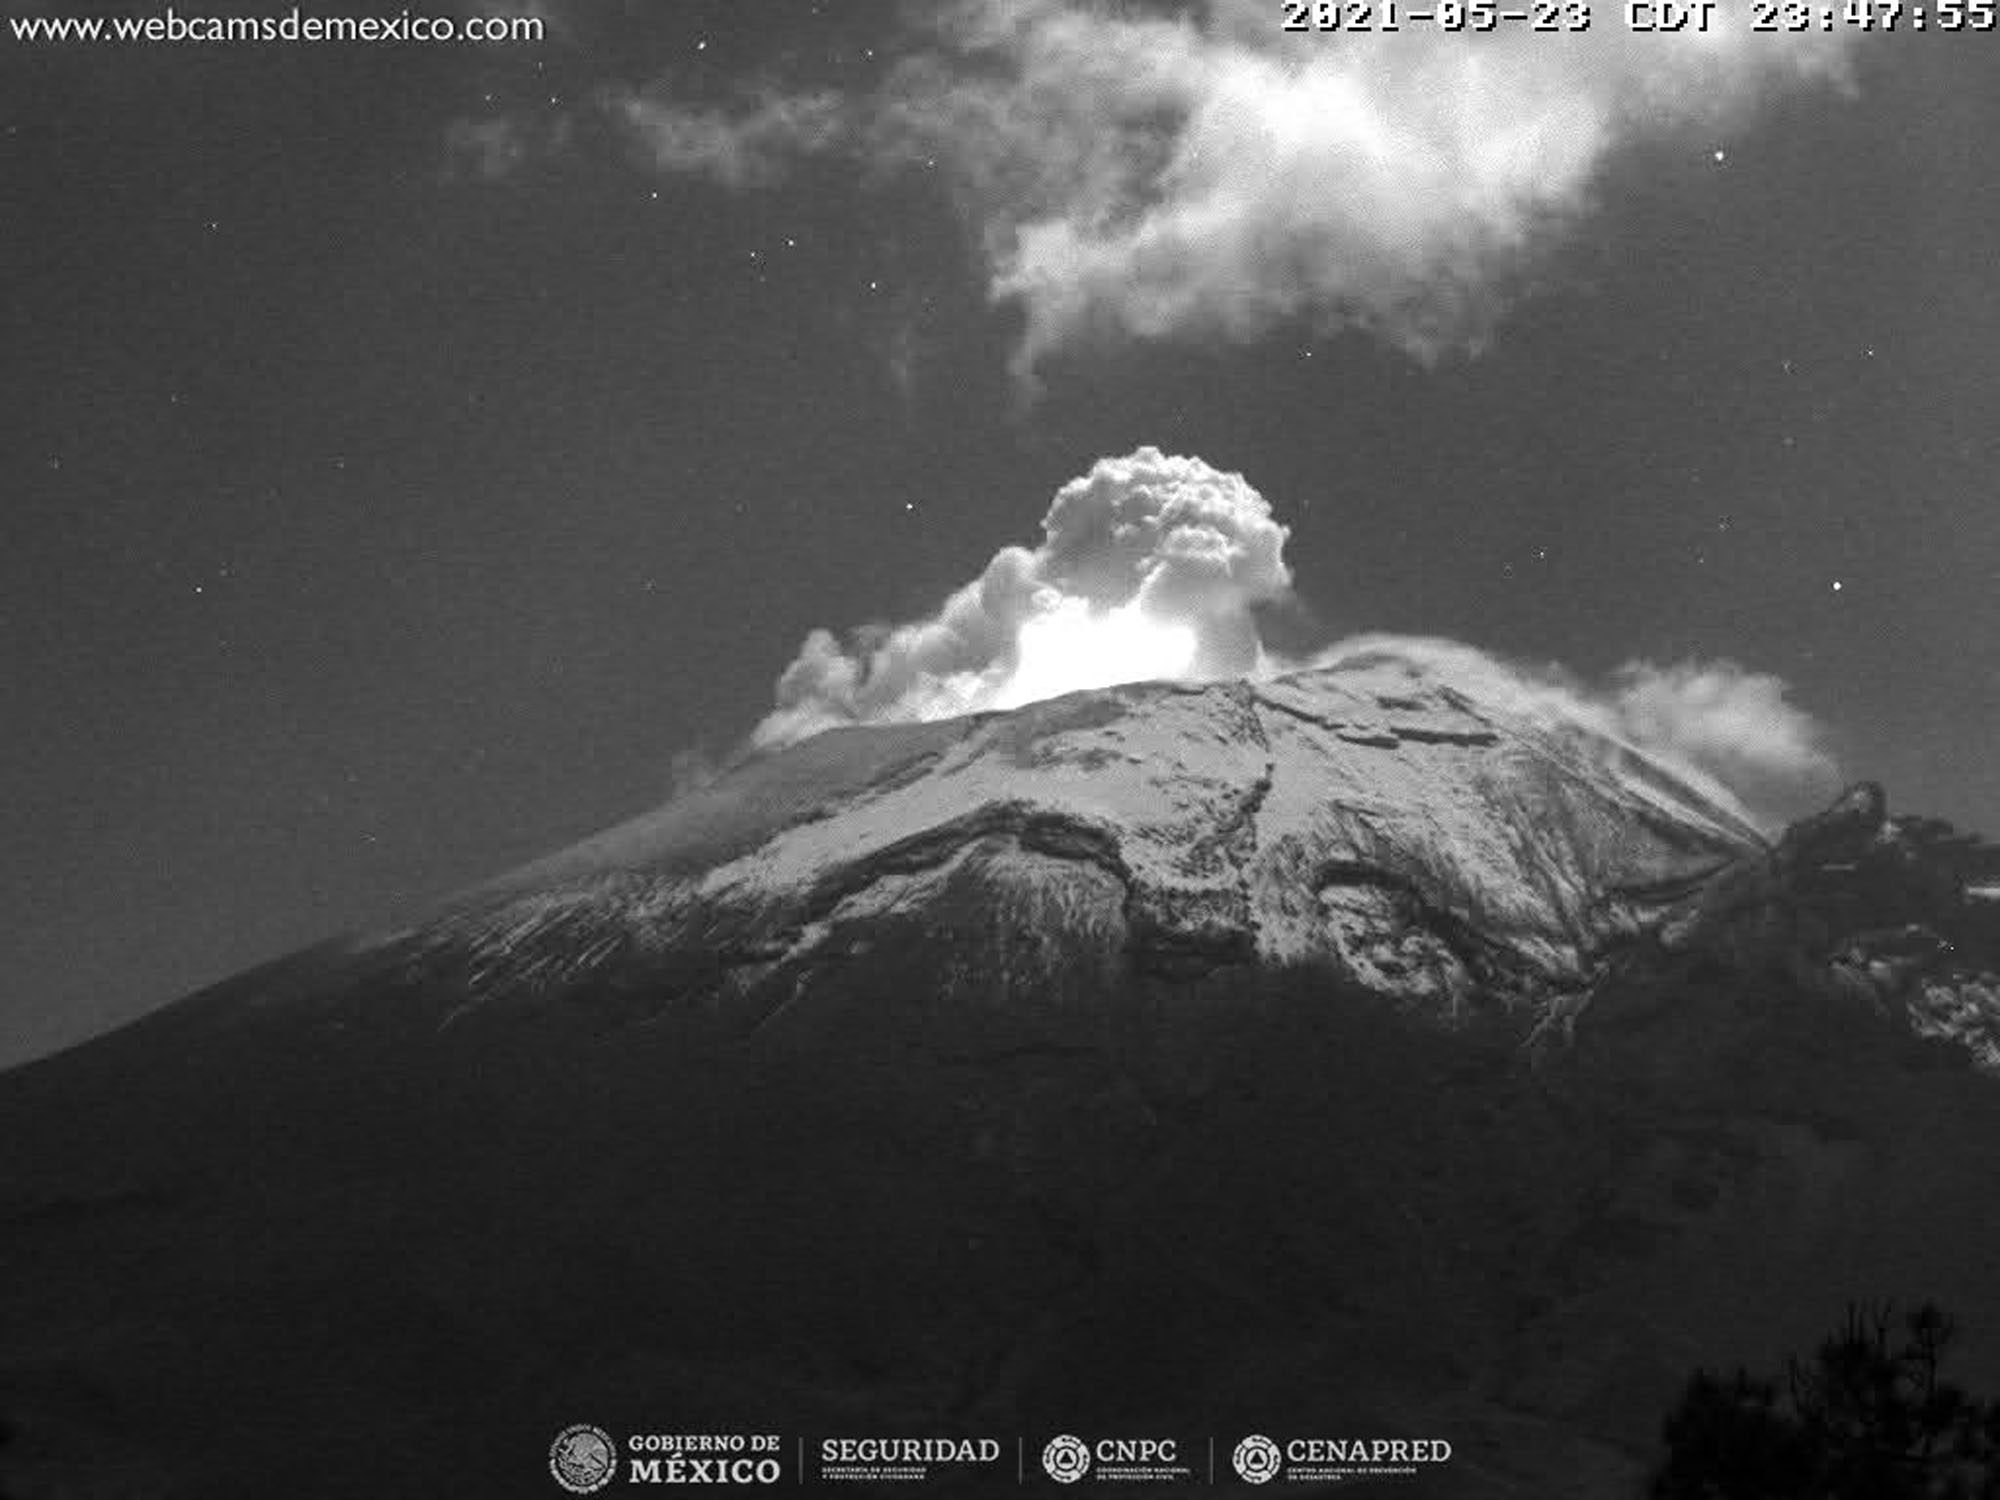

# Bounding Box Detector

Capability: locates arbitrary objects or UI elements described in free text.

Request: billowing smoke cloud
[754,447,1292,747]
[603,0,1855,378]
[755,451,1838,827]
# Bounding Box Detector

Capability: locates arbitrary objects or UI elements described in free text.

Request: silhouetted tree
[1652,1302,2000,1498]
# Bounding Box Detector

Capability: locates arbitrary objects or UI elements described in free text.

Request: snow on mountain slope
[345,651,1764,1039]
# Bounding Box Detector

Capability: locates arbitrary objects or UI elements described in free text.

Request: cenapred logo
[1232,1433,1454,1486]
[1042,1434,1091,1484]
[550,1424,618,1494]
[1232,1434,1282,1485]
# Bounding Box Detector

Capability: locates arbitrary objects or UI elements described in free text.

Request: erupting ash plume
[754,449,1837,825]
[754,447,1291,747]
[609,0,1856,379]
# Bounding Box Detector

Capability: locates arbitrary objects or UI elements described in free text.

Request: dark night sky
[2,1,1995,1064]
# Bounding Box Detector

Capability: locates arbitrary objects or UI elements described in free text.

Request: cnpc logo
[1042,1435,1091,1484]
[1041,1434,1181,1483]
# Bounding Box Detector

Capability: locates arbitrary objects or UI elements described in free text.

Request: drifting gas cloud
[1606,656,1838,814]
[754,448,1836,824]
[1306,633,1837,820]
[609,0,1854,379]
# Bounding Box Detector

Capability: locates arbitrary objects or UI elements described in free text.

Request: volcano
[3,651,1998,1498]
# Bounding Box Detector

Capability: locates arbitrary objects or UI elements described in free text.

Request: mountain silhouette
[3,650,1997,1497]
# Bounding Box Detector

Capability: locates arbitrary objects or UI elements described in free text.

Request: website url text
[9,7,546,45]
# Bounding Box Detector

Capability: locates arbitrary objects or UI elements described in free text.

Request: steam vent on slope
[3,649,1999,1497]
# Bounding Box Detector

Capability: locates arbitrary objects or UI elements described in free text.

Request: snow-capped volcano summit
[350,651,1767,1045]
[2,653,1997,1499]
